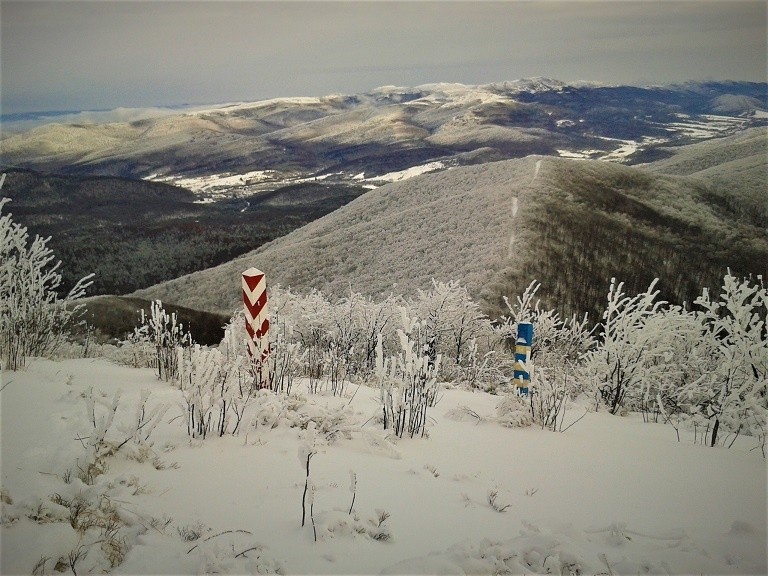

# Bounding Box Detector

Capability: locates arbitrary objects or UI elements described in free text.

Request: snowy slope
[132,157,541,313]
[1,358,766,575]
[132,139,768,320]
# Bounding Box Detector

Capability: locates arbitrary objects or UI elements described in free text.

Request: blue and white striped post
[513,322,533,396]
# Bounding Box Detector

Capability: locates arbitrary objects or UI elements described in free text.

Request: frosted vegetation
[0,198,92,370]
[1,198,766,574]
[3,190,765,451]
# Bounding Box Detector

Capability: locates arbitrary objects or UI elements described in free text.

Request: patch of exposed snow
[147,169,281,194]
[654,114,750,140]
[368,161,446,183]
[187,97,325,117]
[557,150,592,159]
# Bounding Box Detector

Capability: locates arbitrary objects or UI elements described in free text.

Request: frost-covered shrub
[178,344,254,439]
[411,279,495,367]
[269,330,306,395]
[245,391,357,441]
[448,338,509,392]
[263,283,495,388]
[130,300,192,381]
[585,278,709,419]
[495,280,595,427]
[500,280,595,364]
[280,288,333,392]
[269,286,401,390]
[495,394,533,428]
[581,272,767,451]
[376,309,442,438]
[76,387,168,484]
[684,272,767,448]
[0,198,93,370]
[585,278,669,414]
[634,305,701,423]
[529,357,572,431]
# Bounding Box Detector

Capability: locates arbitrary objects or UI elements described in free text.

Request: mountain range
[1,78,766,326]
[2,79,765,184]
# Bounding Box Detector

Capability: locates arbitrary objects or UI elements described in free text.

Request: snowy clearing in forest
[1,358,765,575]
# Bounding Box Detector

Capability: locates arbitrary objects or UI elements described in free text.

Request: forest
[0,169,366,295]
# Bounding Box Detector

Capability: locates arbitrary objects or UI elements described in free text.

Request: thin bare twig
[235,545,263,558]
[186,529,253,554]
[560,408,590,433]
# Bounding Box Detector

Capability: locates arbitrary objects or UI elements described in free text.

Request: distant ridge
[3,79,765,180]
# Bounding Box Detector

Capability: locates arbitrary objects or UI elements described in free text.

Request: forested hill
[132,127,768,320]
[643,127,767,228]
[1,169,366,295]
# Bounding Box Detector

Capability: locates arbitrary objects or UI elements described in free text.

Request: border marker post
[242,267,271,388]
[513,321,533,396]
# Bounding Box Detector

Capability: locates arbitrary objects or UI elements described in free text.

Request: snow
[185,97,325,117]
[557,149,593,159]
[598,140,639,162]
[147,170,281,194]
[2,357,766,575]
[368,161,446,183]
[143,160,447,203]
[552,113,752,164]
[653,114,750,140]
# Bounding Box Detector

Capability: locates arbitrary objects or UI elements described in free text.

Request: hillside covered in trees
[0,170,366,295]
[133,128,767,322]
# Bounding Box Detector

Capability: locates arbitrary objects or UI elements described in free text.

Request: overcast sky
[1,0,766,115]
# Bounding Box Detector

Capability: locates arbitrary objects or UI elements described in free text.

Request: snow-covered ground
[150,170,282,194]
[2,358,766,575]
[661,114,750,139]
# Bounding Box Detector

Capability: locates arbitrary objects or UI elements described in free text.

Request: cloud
[1,1,765,115]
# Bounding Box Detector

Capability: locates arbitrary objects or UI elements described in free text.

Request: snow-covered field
[556,114,747,163]
[145,170,298,202]
[2,358,766,575]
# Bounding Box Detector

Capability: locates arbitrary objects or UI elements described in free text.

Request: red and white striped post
[242,267,271,388]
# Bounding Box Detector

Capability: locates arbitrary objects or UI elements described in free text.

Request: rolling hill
[132,127,767,321]
[642,127,767,227]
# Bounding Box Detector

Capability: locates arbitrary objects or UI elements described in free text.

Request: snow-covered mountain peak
[504,77,569,92]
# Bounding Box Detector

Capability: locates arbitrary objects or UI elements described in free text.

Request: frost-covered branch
[1,197,93,370]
